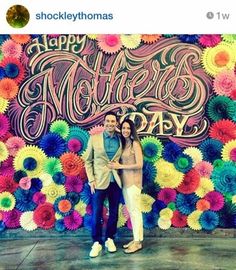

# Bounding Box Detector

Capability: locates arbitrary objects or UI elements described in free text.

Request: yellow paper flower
[39,173,53,187]
[195,178,214,198]
[158,217,171,230]
[221,140,236,161]
[20,211,37,231]
[202,42,236,76]
[55,213,63,220]
[74,201,87,216]
[160,208,173,220]
[120,34,141,49]
[87,34,97,40]
[14,146,47,177]
[140,193,155,213]
[0,97,9,113]
[155,159,184,188]
[0,192,16,211]
[183,147,203,167]
[187,210,202,230]
[0,142,9,162]
[42,183,66,204]
[117,204,128,228]
[232,195,236,204]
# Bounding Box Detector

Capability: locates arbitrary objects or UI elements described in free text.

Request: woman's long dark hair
[120,119,141,149]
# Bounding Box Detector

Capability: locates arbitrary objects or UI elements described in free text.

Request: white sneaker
[89,242,102,258]
[105,238,117,253]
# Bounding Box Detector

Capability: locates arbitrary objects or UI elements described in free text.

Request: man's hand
[107,161,121,170]
[90,181,96,194]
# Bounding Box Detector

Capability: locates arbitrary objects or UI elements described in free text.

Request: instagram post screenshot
[0,0,236,269]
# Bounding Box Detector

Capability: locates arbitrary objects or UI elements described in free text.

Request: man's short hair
[104,111,119,121]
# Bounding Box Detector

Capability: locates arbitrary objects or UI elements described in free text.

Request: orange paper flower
[0,78,19,100]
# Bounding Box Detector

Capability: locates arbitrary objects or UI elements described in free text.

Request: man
[84,111,122,258]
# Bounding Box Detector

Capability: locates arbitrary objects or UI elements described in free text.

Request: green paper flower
[222,34,236,43]
[141,136,163,162]
[0,192,16,211]
[43,157,62,175]
[207,96,236,122]
[50,120,70,139]
[167,202,176,211]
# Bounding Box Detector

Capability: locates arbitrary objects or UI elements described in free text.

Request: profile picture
[6,5,30,28]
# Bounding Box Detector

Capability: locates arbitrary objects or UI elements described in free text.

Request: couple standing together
[84,111,143,258]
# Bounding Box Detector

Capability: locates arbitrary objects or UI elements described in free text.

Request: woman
[108,119,143,253]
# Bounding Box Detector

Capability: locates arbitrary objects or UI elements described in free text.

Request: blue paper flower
[199,139,223,163]
[80,183,92,205]
[53,172,66,185]
[211,162,236,195]
[66,192,80,206]
[67,126,90,155]
[39,132,66,157]
[0,35,9,45]
[30,178,43,192]
[142,182,160,198]
[176,193,198,215]
[178,35,200,43]
[0,221,6,232]
[55,219,66,232]
[163,142,182,162]
[141,136,163,162]
[0,67,6,80]
[200,211,219,231]
[54,196,73,216]
[23,157,37,171]
[5,63,19,78]
[143,210,158,229]
[218,201,236,228]
[152,200,166,214]
[174,154,193,173]
[14,188,37,211]
[14,170,27,183]
[83,214,92,231]
[142,161,157,185]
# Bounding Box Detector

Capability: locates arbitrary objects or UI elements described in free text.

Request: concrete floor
[0,237,236,270]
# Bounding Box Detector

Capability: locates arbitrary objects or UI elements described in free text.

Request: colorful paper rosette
[33,202,56,229]
[158,217,171,230]
[38,173,53,187]
[204,191,224,211]
[0,113,10,138]
[52,172,66,185]
[141,34,162,44]
[65,176,83,193]
[194,161,213,178]
[0,97,9,113]
[86,34,97,40]
[159,208,173,220]
[0,78,19,100]
[14,146,47,177]
[209,119,236,144]
[176,193,198,215]
[142,160,157,184]
[183,147,203,167]
[0,191,16,211]
[140,193,155,213]
[3,209,21,228]
[19,211,37,231]
[198,35,222,47]
[141,136,163,162]
[67,126,90,155]
[142,210,158,229]
[0,142,9,162]
[222,34,236,43]
[202,42,236,76]
[207,96,236,122]
[14,188,37,211]
[0,156,15,176]
[177,169,200,194]
[39,132,66,158]
[54,196,73,217]
[49,120,70,139]
[211,161,236,195]
[64,210,83,230]
[221,140,236,161]
[97,34,122,54]
[199,138,223,163]
[55,219,66,232]
[213,70,236,96]
[79,183,92,205]
[178,35,200,43]
[158,188,176,205]
[5,136,26,157]
[195,177,214,198]
[187,210,202,230]
[43,157,62,176]
[155,159,184,188]
[60,152,84,177]
[199,211,219,231]
[171,210,187,228]
[88,125,105,135]
[163,142,182,163]
[0,176,18,193]
[74,200,87,216]
[120,34,141,49]
[41,183,66,204]
[117,204,128,228]
[196,199,211,211]
[151,199,166,214]
[1,39,22,58]
[174,154,193,173]
[32,192,46,205]
[10,34,31,44]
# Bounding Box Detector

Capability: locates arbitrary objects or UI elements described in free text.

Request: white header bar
[1,0,235,34]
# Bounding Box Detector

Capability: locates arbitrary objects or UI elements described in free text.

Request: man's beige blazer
[84,132,122,189]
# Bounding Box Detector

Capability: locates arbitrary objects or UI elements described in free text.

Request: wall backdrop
[0,34,236,232]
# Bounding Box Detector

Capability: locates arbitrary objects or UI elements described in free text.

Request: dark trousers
[91,182,121,243]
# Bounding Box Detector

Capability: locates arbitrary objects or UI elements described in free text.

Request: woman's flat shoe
[122,240,134,249]
[124,243,142,254]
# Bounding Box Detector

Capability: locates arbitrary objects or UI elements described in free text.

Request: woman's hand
[107,161,121,169]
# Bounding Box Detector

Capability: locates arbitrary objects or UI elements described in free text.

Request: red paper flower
[33,192,46,205]
[0,176,18,193]
[171,210,187,228]
[199,35,222,47]
[158,188,176,204]
[177,169,200,194]
[209,119,236,143]
[60,153,84,176]
[33,203,55,229]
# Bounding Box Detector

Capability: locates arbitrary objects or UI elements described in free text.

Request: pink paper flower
[64,210,83,230]
[194,161,213,178]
